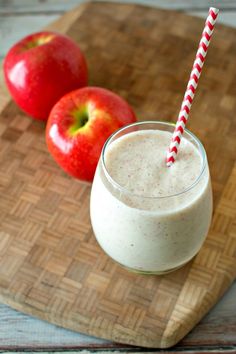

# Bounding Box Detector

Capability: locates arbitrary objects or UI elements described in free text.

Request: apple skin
[3,31,88,121]
[46,87,137,182]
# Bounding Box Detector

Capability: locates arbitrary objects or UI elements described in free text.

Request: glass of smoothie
[90,121,213,274]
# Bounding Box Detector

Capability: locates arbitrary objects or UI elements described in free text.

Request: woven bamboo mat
[0,2,235,348]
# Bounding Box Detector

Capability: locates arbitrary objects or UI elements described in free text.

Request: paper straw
[166,7,219,167]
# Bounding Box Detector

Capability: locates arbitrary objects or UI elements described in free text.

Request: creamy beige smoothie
[90,122,212,273]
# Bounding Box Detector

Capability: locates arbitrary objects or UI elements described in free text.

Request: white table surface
[0,0,235,352]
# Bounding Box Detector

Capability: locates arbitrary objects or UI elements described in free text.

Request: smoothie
[90,122,212,273]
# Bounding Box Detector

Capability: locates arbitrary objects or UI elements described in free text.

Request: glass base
[120,259,191,275]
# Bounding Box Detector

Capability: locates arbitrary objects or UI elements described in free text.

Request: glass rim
[101,121,207,200]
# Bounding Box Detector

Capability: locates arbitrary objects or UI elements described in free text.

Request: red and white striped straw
[166,7,219,167]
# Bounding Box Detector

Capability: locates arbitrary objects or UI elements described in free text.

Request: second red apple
[46,87,137,182]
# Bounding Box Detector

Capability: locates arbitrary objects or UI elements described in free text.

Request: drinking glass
[90,121,213,274]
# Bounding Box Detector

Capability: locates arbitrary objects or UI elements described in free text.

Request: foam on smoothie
[105,130,202,198]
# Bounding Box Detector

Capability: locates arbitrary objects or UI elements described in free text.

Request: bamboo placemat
[0,2,235,348]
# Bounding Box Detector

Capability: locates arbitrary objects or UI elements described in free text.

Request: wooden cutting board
[0,2,235,349]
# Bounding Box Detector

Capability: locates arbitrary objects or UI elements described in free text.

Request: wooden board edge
[160,275,236,348]
[44,1,91,33]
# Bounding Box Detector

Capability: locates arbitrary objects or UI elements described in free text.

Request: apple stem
[69,107,89,135]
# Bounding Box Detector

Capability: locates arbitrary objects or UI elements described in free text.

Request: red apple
[46,87,137,182]
[3,31,88,120]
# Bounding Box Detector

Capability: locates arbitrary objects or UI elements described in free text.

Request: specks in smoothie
[105,129,202,199]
